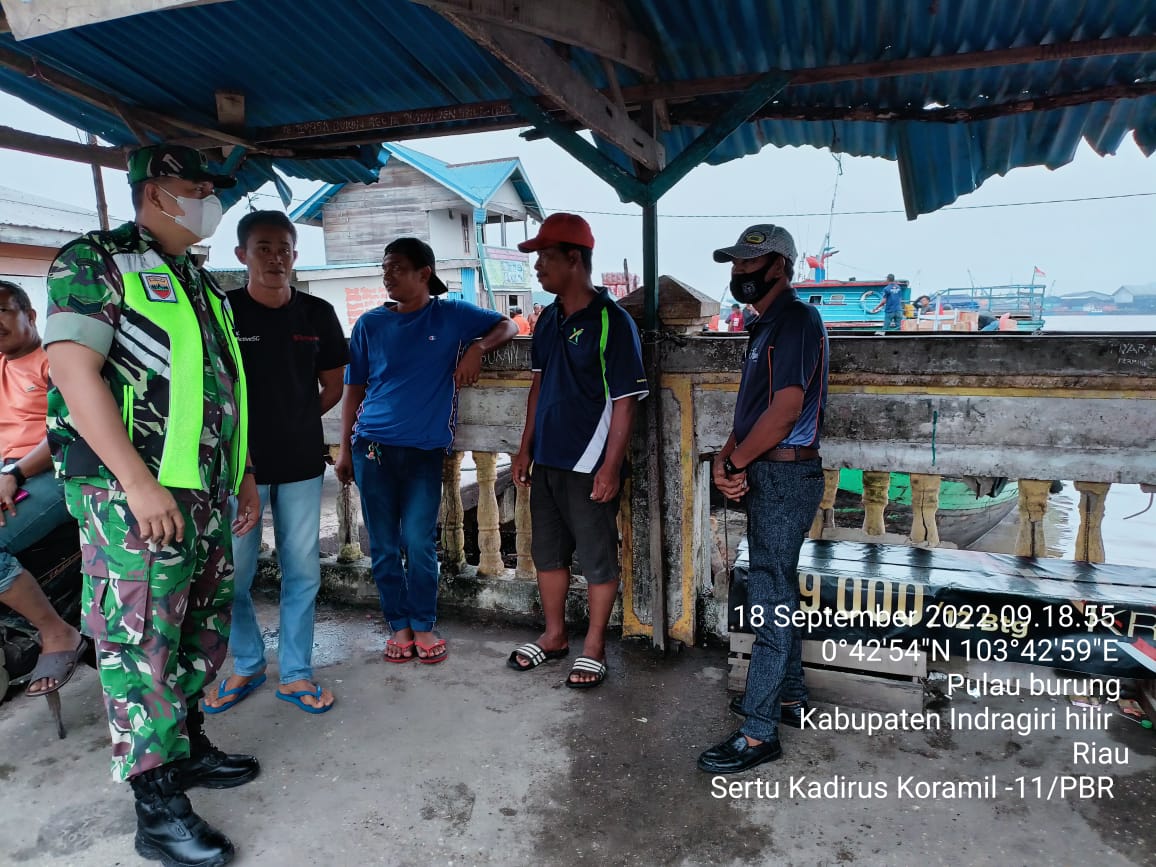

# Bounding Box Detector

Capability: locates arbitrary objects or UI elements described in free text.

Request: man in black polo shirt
[508,213,647,689]
[698,224,829,774]
[204,211,347,715]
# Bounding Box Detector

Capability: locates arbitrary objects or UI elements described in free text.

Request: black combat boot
[174,703,260,790]
[130,764,235,867]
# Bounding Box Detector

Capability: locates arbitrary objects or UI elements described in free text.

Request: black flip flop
[566,656,607,689]
[507,642,569,671]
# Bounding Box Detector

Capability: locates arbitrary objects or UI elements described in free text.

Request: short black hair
[731,303,740,310]
[237,210,297,248]
[130,180,149,212]
[0,279,32,312]
[558,242,593,274]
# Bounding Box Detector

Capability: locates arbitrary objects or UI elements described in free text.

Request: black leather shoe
[177,705,259,790]
[697,730,782,774]
[728,695,808,728]
[131,765,235,866]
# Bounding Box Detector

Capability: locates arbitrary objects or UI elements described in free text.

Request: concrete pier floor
[1,597,1154,866]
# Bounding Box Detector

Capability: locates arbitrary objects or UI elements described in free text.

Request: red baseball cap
[518,213,595,252]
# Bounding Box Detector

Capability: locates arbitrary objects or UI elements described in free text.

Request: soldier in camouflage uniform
[44,144,261,867]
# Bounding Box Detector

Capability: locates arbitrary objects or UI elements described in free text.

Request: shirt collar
[758,286,799,322]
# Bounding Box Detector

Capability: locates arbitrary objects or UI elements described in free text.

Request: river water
[970,315,1156,566]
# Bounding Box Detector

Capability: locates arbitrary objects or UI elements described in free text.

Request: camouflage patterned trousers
[64,482,234,782]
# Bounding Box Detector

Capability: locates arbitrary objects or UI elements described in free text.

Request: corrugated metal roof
[290,142,543,224]
[0,0,1152,217]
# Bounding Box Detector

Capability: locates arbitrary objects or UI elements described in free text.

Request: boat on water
[834,469,1019,549]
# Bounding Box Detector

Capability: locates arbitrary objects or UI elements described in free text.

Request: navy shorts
[530,466,622,585]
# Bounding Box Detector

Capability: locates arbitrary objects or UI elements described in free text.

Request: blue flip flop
[275,683,333,714]
[202,672,267,714]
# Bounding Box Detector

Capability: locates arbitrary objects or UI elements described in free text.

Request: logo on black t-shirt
[568,327,584,345]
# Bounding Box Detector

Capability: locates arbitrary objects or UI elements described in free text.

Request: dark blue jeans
[739,459,825,742]
[352,441,444,632]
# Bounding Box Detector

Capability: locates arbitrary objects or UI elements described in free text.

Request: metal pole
[86,132,110,231]
[641,196,666,649]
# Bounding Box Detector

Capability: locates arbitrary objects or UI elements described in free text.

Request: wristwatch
[723,456,745,476]
[1,463,26,488]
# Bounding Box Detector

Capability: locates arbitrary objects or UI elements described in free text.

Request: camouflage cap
[127,144,236,188]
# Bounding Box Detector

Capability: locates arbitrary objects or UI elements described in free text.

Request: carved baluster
[861,471,891,536]
[809,467,841,538]
[908,473,942,547]
[329,445,363,563]
[1014,479,1053,558]
[474,451,505,575]
[1074,481,1111,563]
[512,456,535,579]
[440,451,466,574]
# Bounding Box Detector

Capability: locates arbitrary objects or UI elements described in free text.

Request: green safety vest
[115,252,249,493]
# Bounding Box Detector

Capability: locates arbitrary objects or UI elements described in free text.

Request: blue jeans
[884,311,903,331]
[739,459,825,742]
[229,475,324,684]
[352,441,443,632]
[0,469,71,592]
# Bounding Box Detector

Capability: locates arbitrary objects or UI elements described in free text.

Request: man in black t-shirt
[203,211,348,716]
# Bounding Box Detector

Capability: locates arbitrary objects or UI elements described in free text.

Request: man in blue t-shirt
[507,214,647,689]
[871,273,904,331]
[335,238,517,664]
[697,224,828,775]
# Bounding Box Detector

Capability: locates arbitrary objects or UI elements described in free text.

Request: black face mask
[729,257,778,305]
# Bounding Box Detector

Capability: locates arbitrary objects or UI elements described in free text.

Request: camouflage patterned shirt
[44,222,238,496]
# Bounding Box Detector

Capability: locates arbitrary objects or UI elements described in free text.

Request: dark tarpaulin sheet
[730,540,1156,679]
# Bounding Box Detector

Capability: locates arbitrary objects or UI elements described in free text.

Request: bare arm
[0,439,54,519]
[511,372,541,487]
[318,367,344,415]
[46,340,185,543]
[453,318,519,387]
[13,438,53,478]
[333,382,366,485]
[590,395,638,503]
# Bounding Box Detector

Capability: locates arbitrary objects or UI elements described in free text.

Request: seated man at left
[0,279,85,695]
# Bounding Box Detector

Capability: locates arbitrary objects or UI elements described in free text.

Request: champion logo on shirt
[428,335,437,341]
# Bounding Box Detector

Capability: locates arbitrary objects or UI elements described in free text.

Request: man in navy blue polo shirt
[697,224,829,774]
[507,214,647,689]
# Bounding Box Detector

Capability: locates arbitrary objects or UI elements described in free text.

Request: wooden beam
[0,44,255,149]
[441,14,665,170]
[248,35,1156,150]
[255,98,525,144]
[0,124,127,169]
[409,0,655,75]
[618,34,1156,104]
[215,88,244,159]
[508,93,649,203]
[672,81,1156,127]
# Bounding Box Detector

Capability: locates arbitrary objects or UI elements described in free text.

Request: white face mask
[159,187,224,240]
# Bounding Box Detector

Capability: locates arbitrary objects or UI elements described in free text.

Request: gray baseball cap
[713,224,797,264]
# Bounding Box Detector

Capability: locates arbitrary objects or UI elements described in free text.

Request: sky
[3,90,1154,300]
